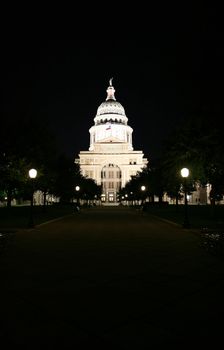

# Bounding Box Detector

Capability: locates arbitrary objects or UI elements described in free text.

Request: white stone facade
[76,80,148,203]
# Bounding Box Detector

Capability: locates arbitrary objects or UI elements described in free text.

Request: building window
[116,182,121,190]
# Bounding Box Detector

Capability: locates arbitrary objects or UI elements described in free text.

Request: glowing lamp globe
[181,168,189,178]
[29,168,37,179]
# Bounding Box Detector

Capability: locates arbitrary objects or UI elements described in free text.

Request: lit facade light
[141,185,146,191]
[75,186,80,191]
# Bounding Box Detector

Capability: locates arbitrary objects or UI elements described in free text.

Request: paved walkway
[1,206,224,348]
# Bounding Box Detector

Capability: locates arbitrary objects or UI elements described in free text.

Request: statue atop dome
[106,78,116,101]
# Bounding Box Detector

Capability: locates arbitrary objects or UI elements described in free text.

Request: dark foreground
[1,206,224,349]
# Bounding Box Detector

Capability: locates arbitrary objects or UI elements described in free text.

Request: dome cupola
[94,78,128,125]
[89,79,133,151]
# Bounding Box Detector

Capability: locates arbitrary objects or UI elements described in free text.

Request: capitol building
[76,79,148,203]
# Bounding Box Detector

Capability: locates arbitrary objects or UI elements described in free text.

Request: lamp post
[125,193,128,206]
[180,167,190,228]
[141,185,146,206]
[28,168,37,228]
[75,185,80,209]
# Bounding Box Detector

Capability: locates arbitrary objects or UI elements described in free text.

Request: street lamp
[28,168,37,228]
[130,191,134,206]
[141,185,146,206]
[75,185,80,209]
[180,167,190,228]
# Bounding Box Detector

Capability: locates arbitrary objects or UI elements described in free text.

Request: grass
[0,204,74,230]
[142,203,224,229]
[1,202,224,232]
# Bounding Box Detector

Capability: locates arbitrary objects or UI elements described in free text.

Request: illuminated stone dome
[94,78,128,125]
[97,100,125,116]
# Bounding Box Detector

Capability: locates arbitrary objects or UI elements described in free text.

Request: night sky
[1,4,223,163]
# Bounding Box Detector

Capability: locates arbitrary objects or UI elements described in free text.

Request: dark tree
[161,114,224,205]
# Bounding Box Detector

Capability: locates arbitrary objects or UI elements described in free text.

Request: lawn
[1,203,224,232]
[0,204,74,230]
[142,203,224,230]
